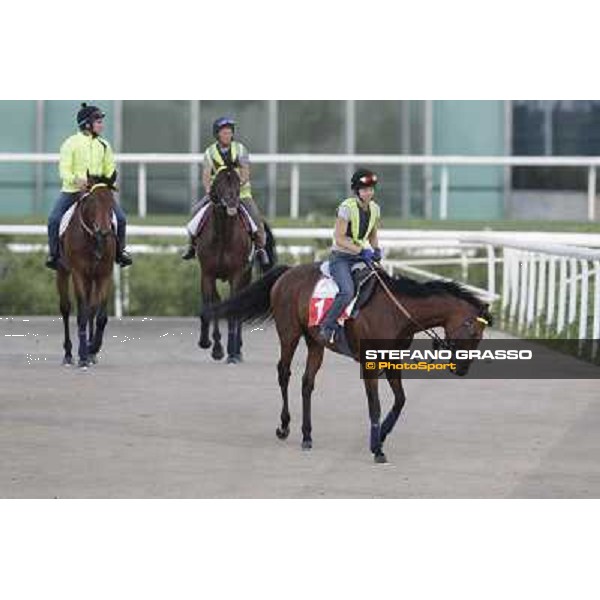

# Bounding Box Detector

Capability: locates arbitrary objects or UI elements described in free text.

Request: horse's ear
[109,170,117,188]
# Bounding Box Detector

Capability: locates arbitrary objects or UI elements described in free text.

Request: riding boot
[45,255,59,271]
[181,235,197,260]
[115,232,133,268]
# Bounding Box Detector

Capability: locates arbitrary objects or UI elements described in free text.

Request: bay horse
[195,165,276,364]
[202,262,493,463]
[57,173,118,369]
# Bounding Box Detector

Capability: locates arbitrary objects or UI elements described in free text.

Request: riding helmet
[77,103,106,130]
[213,116,236,137]
[351,168,378,191]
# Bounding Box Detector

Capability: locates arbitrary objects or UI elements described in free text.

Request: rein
[369,265,489,351]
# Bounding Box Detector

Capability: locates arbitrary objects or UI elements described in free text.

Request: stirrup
[117,250,133,268]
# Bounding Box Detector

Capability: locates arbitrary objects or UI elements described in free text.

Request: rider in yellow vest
[181,117,269,266]
[318,168,382,344]
[45,103,132,270]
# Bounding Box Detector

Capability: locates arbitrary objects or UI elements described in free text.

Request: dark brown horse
[57,173,118,369]
[202,262,493,462]
[195,166,276,364]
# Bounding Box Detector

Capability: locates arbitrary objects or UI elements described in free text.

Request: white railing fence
[2,226,600,353]
[1,153,600,220]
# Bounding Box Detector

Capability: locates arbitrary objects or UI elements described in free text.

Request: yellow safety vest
[339,197,380,248]
[208,141,252,199]
[59,132,116,193]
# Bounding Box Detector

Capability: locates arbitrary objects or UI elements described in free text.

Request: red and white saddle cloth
[308,262,359,327]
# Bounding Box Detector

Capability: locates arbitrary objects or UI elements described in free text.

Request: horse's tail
[202,264,290,324]
[263,220,277,268]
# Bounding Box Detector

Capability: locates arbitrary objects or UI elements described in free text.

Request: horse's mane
[378,269,490,315]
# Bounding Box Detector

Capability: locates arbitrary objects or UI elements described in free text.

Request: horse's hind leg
[300,335,324,450]
[380,372,407,447]
[275,328,301,441]
[57,270,72,365]
[364,378,386,463]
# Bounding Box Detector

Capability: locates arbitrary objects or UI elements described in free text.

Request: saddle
[308,260,378,327]
[186,202,257,238]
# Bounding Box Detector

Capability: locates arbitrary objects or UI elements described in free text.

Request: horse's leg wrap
[370,423,382,454]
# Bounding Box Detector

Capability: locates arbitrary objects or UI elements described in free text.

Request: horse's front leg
[87,306,96,361]
[75,296,90,369]
[364,377,386,463]
[226,270,250,364]
[380,372,407,448]
[88,301,108,363]
[199,272,223,360]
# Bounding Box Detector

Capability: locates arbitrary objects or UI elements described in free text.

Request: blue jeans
[321,251,361,329]
[47,191,127,257]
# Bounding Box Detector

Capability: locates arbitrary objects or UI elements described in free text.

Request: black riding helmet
[351,168,378,191]
[77,103,105,130]
[213,117,236,138]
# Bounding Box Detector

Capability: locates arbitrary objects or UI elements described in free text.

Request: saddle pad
[308,275,358,327]
[59,204,117,238]
[186,203,258,237]
[186,203,211,236]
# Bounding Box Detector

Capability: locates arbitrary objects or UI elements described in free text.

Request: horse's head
[211,166,241,216]
[435,300,494,377]
[82,171,118,260]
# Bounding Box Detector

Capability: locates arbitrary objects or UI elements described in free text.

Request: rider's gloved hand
[359,248,375,263]
[373,247,382,262]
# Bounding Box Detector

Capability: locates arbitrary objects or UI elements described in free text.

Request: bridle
[211,166,240,215]
[78,182,115,260]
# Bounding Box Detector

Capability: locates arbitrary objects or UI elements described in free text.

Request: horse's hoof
[226,354,243,364]
[62,357,73,366]
[276,426,290,440]
[373,452,388,464]
[78,360,89,370]
[88,354,97,365]
[301,439,313,451]
[212,347,224,361]
[198,339,211,349]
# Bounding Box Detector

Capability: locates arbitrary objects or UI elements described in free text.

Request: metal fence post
[440,166,449,220]
[138,163,147,218]
[588,165,596,222]
[290,163,300,219]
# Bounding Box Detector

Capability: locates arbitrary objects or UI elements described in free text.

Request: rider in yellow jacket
[46,103,132,270]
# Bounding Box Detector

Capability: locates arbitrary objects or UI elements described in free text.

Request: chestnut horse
[196,166,276,364]
[202,262,493,463]
[57,173,118,369]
